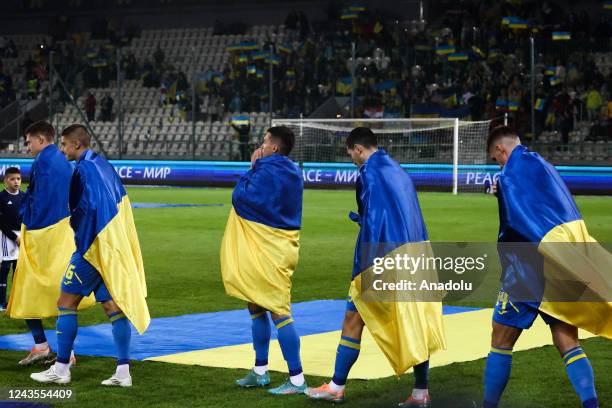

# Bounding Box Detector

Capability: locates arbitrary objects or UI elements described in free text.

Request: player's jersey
[0,189,25,261]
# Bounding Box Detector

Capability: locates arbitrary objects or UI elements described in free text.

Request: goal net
[271,118,493,193]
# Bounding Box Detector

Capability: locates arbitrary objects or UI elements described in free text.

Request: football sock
[413,359,430,394]
[56,308,78,364]
[483,346,513,408]
[108,311,131,365]
[562,347,598,408]
[116,363,130,380]
[251,310,271,372]
[26,319,47,345]
[331,335,361,390]
[273,316,303,386]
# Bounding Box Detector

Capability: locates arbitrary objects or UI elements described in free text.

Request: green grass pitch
[0,188,610,407]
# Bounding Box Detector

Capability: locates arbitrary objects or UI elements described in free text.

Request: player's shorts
[346,294,358,313]
[61,252,112,303]
[492,289,559,329]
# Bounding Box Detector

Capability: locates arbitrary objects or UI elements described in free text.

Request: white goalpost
[271,118,493,194]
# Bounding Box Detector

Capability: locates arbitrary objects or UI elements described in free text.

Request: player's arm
[68,167,87,232]
[0,207,18,242]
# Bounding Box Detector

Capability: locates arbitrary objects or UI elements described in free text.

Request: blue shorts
[346,294,358,313]
[492,289,559,329]
[61,252,112,303]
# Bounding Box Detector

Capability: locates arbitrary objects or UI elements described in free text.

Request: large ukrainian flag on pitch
[7,144,94,318]
[497,145,612,338]
[220,154,303,316]
[349,150,446,376]
[71,150,150,334]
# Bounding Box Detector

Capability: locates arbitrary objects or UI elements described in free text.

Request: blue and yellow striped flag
[341,9,359,19]
[436,45,455,55]
[550,76,562,86]
[507,101,520,111]
[336,76,353,95]
[7,145,95,318]
[240,41,259,51]
[497,145,612,338]
[348,150,446,375]
[496,98,508,110]
[231,115,250,126]
[535,98,545,111]
[604,1,612,9]
[545,66,556,75]
[266,54,281,65]
[221,154,303,315]
[252,51,267,60]
[552,31,571,40]
[71,150,150,334]
[349,3,366,12]
[448,52,468,61]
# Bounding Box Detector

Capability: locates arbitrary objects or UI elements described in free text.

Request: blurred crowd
[1,0,611,142]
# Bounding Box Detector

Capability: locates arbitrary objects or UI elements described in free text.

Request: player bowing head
[31,124,149,387]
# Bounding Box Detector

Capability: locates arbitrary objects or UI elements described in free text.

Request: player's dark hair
[4,167,20,178]
[267,126,295,156]
[487,125,518,152]
[62,124,91,148]
[346,127,377,149]
[25,121,55,142]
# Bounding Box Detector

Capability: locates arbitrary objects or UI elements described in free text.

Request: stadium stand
[0,0,611,162]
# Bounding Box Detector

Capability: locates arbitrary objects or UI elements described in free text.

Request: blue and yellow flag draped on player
[220,154,303,316]
[7,145,94,318]
[497,145,612,338]
[349,150,446,376]
[71,150,150,334]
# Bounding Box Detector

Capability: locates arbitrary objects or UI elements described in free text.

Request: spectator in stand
[586,84,603,122]
[153,44,165,68]
[84,91,97,122]
[100,93,114,122]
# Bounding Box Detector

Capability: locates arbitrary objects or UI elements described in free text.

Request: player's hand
[492,181,498,195]
[15,236,21,246]
[250,147,263,168]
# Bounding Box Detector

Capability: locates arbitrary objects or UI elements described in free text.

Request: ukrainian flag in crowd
[535,98,545,111]
[550,76,562,86]
[349,150,446,375]
[341,9,359,19]
[448,52,468,62]
[336,76,353,95]
[603,1,612,10]
[349,3,366,12]
[240,41,259,51]
[507,101,520,111]
[497,145,612,338]
[7,145,94,318]
[252,51,267,60]
[545,66,556,76]
[220,154,303,316]
[71,150,150,334]
[496,98,508,110]
[436,45,455,55]
[552,31,571,40]
[266,54,281,65]
[226,43,242,52]
[231,115,250,126]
